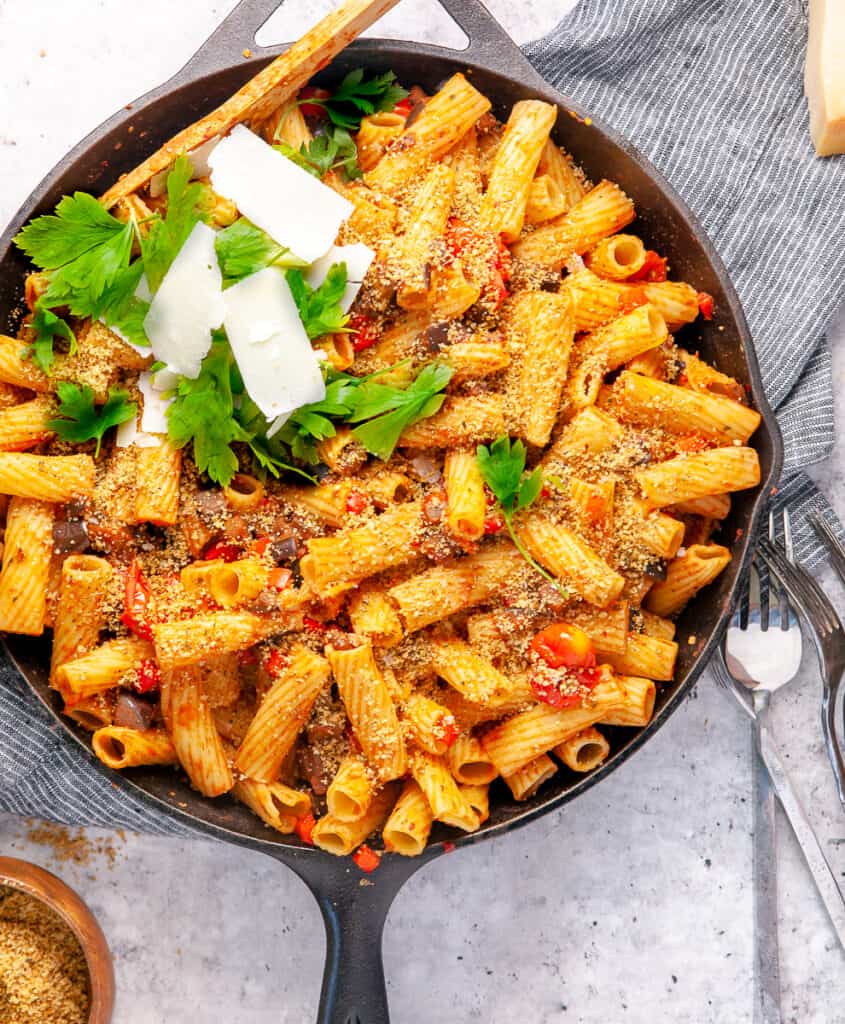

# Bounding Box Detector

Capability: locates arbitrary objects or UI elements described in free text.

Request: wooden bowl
[0,856,114,1023]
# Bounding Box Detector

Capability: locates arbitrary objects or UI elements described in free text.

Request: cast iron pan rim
[0,35,782,859]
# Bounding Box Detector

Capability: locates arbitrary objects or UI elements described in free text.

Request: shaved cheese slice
[115,417,162,449]
[143,222,224,379]
[138,371,172,434]
[306,243,375,313]
[149,135,221,198]
[805,0,845,155]
[223,267,325,419]
[209,125,353,263]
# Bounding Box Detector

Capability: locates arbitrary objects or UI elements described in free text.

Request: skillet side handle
[171,0,288,81]
[434,0,549,90]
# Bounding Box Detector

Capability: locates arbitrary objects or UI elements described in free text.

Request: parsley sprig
[304,69,408,130]
[476,436,567,598]
[286,265,349,339]
[275,130,362,182]
[214,218,306,287]
[13,155,208,370]
[48,382,136,456]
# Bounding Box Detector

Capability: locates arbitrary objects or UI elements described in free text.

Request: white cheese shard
[138,371,172,434]
[805,0,845,156]
[143,222,225,379]
[208,125,353,263]
[306,243,375,313]
[115,417,162,449]
[222,267,325,420]
[149,135,221,198]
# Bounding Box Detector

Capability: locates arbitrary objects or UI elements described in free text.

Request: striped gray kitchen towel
[0,0,842,832]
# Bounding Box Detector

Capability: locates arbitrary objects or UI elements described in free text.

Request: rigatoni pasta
[0,45,762,861]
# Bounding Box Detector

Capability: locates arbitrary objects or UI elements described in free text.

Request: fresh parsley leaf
[286,264,350,340]
[141,155,207,292]
[275,126,362,182]
[91,261,150,348]
[48,382,136,456]
[348,362,453,461]
[307,69,408,131]
[214,218,304,286]
[166,341,251,486]
[28,306,76,373]
[272,369,364,464]
[14,192,129,270]
[476,435,566,597]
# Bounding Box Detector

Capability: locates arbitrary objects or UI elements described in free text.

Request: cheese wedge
[306,243,375,313]
[805,0,845,156]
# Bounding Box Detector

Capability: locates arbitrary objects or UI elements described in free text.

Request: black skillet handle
[170,0,547,91]
[266,847,438,1024]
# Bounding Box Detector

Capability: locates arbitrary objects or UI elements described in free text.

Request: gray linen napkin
[0,0,842,831]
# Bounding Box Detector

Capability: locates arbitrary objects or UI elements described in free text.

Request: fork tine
[748,558,766,631]
[778,509,790,629]
[759,539,836,634]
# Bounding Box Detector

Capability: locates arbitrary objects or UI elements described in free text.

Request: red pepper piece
[436,713,460,749]
[697,291,715,319]
[134,658,161,694]
[303,616,328,632]
[352,844,381,873]
[295,814,316,845]
[628,249,667,283]
[298,86,330,119]
[265,648,289,678]
[204,540,241,563]
[120,559,154,641]
[345,490,369,515]
[267,567,293,591]
[393,97,413,117]
[250,535,271,557]
[483,515,505,535]
[349,312,379,352]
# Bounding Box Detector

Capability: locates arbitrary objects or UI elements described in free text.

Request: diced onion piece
[149,135,221,197]
[209,125,352,263]
[222,267,325,420]
[143,222,225,379]
[306,243,375,313]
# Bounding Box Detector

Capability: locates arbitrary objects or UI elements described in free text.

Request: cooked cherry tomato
[352,844,381,873]
[697,291,715,319]
[267,567,293,591]
[298,86,330,119]
[483,514,505,535]
[348,312,379,352]
[295,813,316,845]
[134,658,160,694]
[531,666,600,709]
[120,559,154,641]
[204,540,241,563]
[530,623,596,670]
[393,97,413,117]
[345,490,369,515]
[265,648,289,677]
[628,249,667,283]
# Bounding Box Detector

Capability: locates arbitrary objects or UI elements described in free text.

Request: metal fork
[716,511,802,1024]
[759,535,845,809]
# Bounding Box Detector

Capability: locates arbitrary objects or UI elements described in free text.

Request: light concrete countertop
[1,2,844,1021]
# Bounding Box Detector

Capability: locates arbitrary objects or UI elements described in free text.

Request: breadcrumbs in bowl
[0,857,114,1023]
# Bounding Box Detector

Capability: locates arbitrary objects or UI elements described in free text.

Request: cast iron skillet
[0,0,783,1020]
